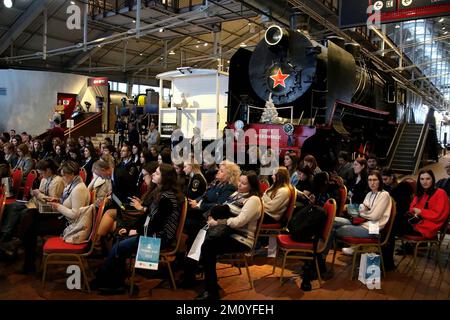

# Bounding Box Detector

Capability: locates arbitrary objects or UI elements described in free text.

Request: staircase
[387,123,429,174]
[90,132,118,149]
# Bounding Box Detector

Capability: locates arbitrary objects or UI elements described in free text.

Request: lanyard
[367,191,379,210]
[61,177,80,203]
[44,176,54,195]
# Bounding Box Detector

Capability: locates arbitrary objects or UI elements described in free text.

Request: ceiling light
[140,53,143,56]
[395,25,400,29]
[240,43,247,47]
[197,40,201,43]
[439,18,444,23]
[3,0,13,8]
[169,50,175,55]
[70,1,75,5]
[443,26,446,30]
[132,20,136,23]
[159,28,164,32]
[445,31,448,35]
[97,45,102,48]
[195,45,199,48]
[204,43,208,47]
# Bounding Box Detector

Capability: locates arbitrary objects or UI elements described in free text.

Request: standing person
[146,121,160,149]
[48,118,65,141]
[127,122,140,146]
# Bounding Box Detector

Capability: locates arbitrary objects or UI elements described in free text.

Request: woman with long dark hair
[262,166,291,223]
[347,157,369,205]
[403,170,449,239]
[92,163,183,292]
[195,171,262,300]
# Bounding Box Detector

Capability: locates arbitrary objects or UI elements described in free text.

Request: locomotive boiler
[227,25,399,169]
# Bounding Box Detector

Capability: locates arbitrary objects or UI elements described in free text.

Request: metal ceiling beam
[132,36,193,76]
[196,30,262,68]
[65,31,115,69]
[0,0,48,56]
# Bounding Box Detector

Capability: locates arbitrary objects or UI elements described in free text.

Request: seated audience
[262,166,291,223]
[91,163,182,293]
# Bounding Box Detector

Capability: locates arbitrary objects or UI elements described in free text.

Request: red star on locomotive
[270,68,289,88]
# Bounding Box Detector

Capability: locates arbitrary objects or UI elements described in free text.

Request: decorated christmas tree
[260,93,279,124]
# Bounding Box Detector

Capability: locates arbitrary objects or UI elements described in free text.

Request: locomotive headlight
[265,25,287,46]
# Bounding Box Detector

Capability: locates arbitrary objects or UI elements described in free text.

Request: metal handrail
[413,123,429,175]
[247,105,294,124]
[64,112,103,136]
[386,122,405,168]
[413,123,428,159]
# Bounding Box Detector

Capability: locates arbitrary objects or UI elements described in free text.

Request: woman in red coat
[408,169,450,239]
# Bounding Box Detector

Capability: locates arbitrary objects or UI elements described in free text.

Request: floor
[0,156,448,300]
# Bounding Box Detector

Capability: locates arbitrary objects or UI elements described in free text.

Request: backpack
[288,203,327,243]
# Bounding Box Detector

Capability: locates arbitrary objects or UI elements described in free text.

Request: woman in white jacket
[19,161,90,273]
[334,170,392,255]
[262,166,291,223]
[195,171,262,300]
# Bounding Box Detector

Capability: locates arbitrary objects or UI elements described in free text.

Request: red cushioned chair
[129,197,188,294]
[0,193,6,228]
[337,185,347,217]
[216,199,265,289]
[258,185,297,264]
[331,198,396,280]
[41,199,106,293]
[10,168,22,198]
[398,213,450,274]
[79,167,87,184]
[275,198,337,287]
[259,180,270,194]
[20,170,38,201]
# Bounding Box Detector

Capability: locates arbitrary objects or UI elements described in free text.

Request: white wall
[0,69,97,135]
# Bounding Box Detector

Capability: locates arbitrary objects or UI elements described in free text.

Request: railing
[413,123,429,175]
[89,0,205,17]
[246,106,293,125]
[65,112,103,140]
[386,122,405,168]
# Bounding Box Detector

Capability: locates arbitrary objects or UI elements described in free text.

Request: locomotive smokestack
[264,25,289,46]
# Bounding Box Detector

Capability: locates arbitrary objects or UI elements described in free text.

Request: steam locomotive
[227,25,405,170]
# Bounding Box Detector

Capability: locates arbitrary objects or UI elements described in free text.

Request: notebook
[38,202,60,214]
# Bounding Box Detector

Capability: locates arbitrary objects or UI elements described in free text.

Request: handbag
[135,236,161,270]
[358,253,381,289]
[187,225,208,261]
[62,204,95,244]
